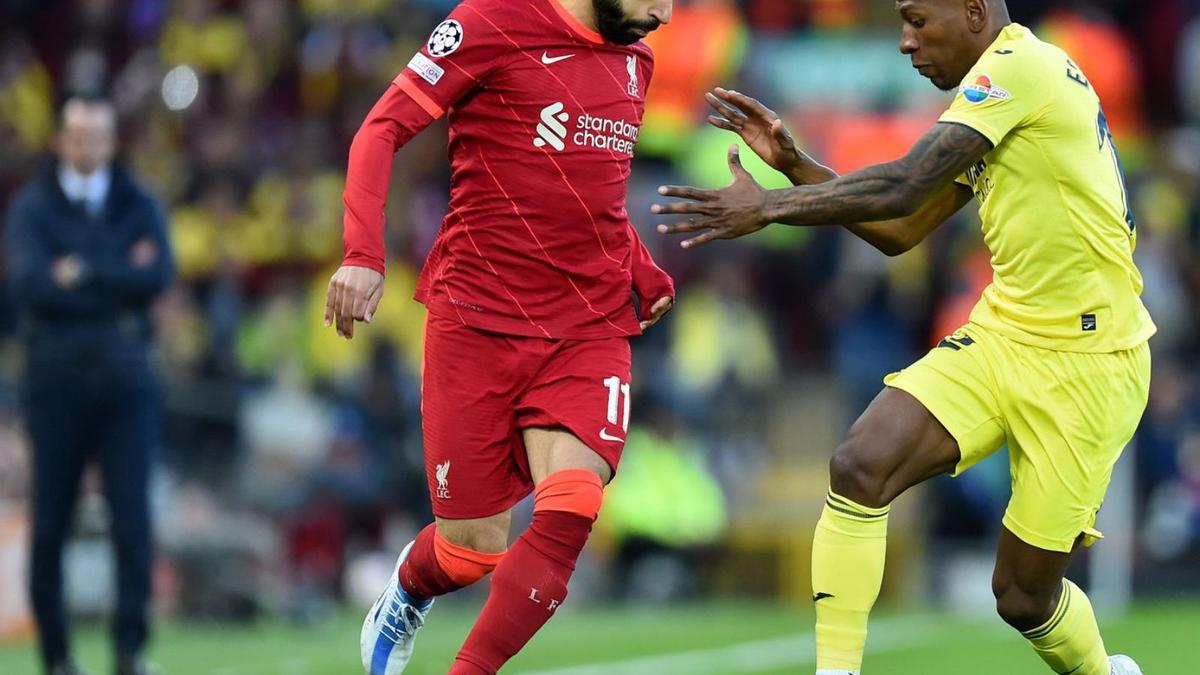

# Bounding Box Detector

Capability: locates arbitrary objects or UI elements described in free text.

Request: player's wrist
[786,152,837,186]
[760,189,786,226]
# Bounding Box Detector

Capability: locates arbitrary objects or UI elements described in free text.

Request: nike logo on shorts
[541,52,575,65]
[599,428,625,443]
[813,592,835,602]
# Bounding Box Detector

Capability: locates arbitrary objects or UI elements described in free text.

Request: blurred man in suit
[5,93,174,675]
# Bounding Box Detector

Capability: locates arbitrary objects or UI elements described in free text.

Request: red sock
[450,470,602,674]
[398,524,502,601]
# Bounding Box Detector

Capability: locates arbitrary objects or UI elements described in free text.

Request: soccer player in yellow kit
[652,1,1154,674]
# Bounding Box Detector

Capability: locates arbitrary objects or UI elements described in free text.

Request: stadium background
[2,0,1199,672]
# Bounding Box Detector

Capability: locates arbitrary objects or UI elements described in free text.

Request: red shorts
[421,313,632,519]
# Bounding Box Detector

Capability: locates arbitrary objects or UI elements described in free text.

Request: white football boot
[360,542,434,674]
[1109,655,1144,675]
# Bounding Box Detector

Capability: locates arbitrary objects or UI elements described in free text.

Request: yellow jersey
[938,23,1155,353]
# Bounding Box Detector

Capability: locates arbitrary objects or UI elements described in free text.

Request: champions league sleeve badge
[428,19,465,57]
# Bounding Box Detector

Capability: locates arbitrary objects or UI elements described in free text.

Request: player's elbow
[876,237,913,257]
[869,221,921,257]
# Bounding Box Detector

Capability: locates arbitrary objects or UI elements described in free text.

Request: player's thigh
[1001,340,1151,553]
[517,336,631,484]
[422,313,533,524]
[831,387,962,505]
[837,326,1006,504]
[524,427,612,485]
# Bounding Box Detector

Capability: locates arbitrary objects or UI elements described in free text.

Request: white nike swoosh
[599,428,625,443]
[541,52,575,65]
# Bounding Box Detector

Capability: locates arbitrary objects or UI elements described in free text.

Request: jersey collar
[548,0,605,45]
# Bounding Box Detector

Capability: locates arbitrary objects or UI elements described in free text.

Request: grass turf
[1,600,1196,674]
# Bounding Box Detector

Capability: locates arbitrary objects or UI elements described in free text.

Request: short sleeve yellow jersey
[938,23,1155,352]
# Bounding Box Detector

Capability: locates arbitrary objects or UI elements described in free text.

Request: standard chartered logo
[533,102,570,151]
[532,101,640,156]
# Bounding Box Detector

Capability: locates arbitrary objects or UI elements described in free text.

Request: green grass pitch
[1,600,1197,674]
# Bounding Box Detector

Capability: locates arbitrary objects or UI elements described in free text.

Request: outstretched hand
[652,145,770,249]
[705,87,801,176]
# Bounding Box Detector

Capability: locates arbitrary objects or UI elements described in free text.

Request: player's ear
[965,0,989,34]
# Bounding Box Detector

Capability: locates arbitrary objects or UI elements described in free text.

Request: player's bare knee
[436,517,509,554]
[828,439,894,508]
[993,580,1057,632]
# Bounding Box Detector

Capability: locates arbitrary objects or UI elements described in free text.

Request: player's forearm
[775,125,984,255]
[764,162,926,228]
[342,130,393,274]
[781,156,920,255]
[628,224,674,304]
[341,84,435,273]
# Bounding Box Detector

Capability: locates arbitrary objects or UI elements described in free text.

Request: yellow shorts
[884,323,1151,553]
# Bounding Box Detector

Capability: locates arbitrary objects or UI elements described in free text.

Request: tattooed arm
[653,122,990,254]
[771,147,974,256]
[763,122,986,227]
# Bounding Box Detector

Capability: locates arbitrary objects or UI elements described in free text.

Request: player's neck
[555,0,601,33]
[968,20,1012,66]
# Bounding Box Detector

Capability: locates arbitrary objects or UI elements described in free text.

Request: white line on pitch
[519,615,972,675]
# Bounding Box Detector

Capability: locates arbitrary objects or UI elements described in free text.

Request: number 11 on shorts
[603,376,631,432]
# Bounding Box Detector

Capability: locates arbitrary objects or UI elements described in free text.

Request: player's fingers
[706,115,740,133]
[651,199,714,216]
[681,229,728,249]
[330,278,347,330]
[654,185,716,202]
[720,90,777,127]
[328,277,350,333]
[727,145,750,178]
[710,88,758,112]
[337,281,357,320]
[640,312,664,331]
[725,89,769,116]
[365,285,384,323]
[657,219,708,234]
[337,305,355,339]
[323,282,337,327]
[350,286,370,322]
[705,92,746,124]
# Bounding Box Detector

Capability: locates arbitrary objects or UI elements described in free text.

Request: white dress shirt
[58,164,112,218]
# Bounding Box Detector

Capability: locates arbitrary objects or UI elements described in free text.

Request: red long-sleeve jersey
[342,0,674,339]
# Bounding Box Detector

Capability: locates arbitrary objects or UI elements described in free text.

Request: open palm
[705,87,799,173]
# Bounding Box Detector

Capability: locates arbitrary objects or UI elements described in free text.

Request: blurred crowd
[2,0,1200,622]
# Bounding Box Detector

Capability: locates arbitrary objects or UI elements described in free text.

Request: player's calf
[451,469,604,674]
[1014,580,1110,675]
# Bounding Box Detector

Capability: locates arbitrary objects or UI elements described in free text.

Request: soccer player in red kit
[323,0,674,672]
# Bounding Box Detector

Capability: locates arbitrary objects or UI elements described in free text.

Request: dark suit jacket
[5,161,175,383]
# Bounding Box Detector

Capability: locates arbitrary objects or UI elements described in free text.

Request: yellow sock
[1022,580,1109,675]
[811,489,890,673]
